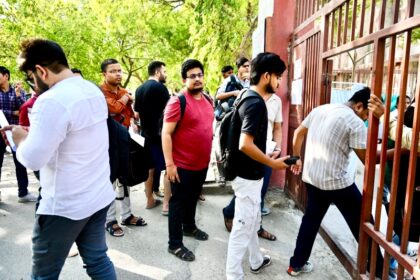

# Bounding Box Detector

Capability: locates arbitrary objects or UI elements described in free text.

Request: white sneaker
[287,261,313,276]
[18,193,38,203]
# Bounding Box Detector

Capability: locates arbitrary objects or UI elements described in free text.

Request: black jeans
[0,137,29,197]
[168,167,207,250]
[289,183,383,277]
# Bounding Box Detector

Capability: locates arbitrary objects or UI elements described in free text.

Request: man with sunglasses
[4,39,116,279]
[162,59,214,262]
[0,66,34,202]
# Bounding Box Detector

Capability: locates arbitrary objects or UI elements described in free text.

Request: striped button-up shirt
[0,86,26,125]
[301,104,367,190]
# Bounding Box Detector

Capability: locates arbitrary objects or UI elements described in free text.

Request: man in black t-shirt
[226,53,290,279]
[134,61,170,213]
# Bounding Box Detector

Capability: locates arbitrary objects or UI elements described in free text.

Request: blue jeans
[289,183,383,277]
[168,167,207,249]
[0,137,29,197]
[31,204,116,280]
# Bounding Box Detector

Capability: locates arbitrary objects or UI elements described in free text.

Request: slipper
[199,194,205,201]
[183,228,209,241]
[146,199,162,209]
[168,246,195,262]
[161,210,169,216]
[121,214,147,226]
[154,191,164,198]
[258,229,276,241]
[105,221,124,237]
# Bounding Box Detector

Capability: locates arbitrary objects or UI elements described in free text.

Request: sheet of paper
[128,127,145,147]
[291,79,303,105]
[0,110,16,151]
[266,140,277,154]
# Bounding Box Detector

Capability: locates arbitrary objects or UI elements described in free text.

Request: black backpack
[218,90,260,181]
[214,75,244,121]
[107,116,149,187]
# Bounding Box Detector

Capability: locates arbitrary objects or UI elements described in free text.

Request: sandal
[258,229,276,241]
[121,214,147,226]
[183,228,209,241]
[105,221,124,237]
[168,246,195,261]
[146,199,162,209]
[224,217,233,232]
[199,194,205,201]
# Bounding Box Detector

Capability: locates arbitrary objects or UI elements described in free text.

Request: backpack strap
[178,94,187,119]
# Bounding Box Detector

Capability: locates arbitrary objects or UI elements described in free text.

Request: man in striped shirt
[287,87,383,277]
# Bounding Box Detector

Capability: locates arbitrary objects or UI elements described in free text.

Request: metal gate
[286,0,420,278]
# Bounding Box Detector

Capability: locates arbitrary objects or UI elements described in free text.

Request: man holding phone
[225,52,290,280]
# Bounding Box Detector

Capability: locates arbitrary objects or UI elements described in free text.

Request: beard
[34,74,50,94]
[264,83,276,94]
[188,86,203,94]
[159,75,166,84]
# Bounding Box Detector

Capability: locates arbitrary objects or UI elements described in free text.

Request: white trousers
[226,177,264,280]
[106,180,132,223]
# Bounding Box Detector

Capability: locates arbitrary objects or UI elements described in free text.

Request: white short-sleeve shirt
[301,104,367,190]
[266,94,282,141]
[17,76,115,220]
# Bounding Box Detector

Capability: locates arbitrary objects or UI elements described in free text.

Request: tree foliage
[0,0,258,93]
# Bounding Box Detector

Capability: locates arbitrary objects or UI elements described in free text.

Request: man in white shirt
[287,87,383,278]
[3,39,116,279]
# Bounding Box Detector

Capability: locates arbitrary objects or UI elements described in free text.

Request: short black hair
[71,68,83,76]
[18,39,69,73]
[348,87,371,109]
[250,52,286,85]
[236,57,249,69]
[0,66,10,80]
[181,59,204,79]
[221,65,234,73]
[101,58,119,73]
[148,61,166,76]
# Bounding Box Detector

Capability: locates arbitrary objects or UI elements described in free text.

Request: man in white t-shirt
[3,39,116,279]
[287,87,384,278]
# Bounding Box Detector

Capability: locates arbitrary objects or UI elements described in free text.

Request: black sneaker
[250,255,271,274]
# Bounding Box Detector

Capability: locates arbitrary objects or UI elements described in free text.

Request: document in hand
[0,110,16,151]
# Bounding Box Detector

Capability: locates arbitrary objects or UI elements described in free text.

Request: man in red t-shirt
[162,59,214,262]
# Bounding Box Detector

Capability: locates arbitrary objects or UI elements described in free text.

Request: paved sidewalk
[0,153,350,280]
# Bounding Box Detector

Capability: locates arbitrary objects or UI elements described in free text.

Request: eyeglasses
[186,73,204,79]
[25,72,36,90]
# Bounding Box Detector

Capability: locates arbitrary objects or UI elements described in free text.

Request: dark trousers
[290,183,383,277]
[0,137,29,197]
[223,166,272,218]
[168,167,207,249]
[32,204,116,280]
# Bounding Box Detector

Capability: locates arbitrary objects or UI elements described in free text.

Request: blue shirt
[0,86,26,125]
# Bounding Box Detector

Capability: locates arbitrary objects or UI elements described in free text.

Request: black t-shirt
[134,80,170,143]
[235,90,267,180]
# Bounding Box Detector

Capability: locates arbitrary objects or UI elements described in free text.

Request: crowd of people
[0,38,417,280]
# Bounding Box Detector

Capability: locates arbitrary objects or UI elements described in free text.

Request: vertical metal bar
[386,31,411,280]
[357,37,385,277]
[338,6,343,46]
[369,0,376,34]
[351,0,358,40]
[331,9,335,49]
[397,30,414,280]
[406,0,415,18]
[359,0,366,38]
[343,0,349,44]
[393,0,400,24]
[324,14,330,52]
[378,0,387,29]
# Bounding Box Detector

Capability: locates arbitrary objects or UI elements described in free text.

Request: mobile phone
[284,156,300,165]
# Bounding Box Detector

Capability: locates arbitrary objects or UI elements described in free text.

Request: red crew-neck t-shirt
[164,92,214,171]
